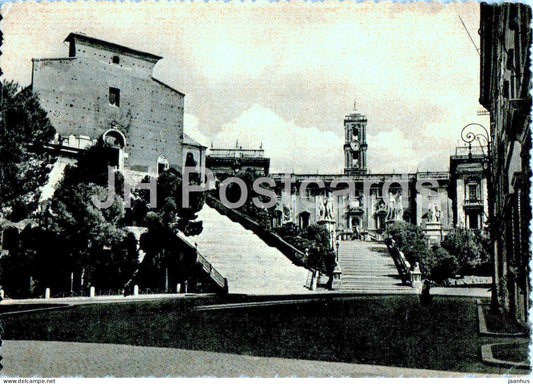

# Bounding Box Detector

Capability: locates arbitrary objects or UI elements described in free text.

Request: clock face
[350,140,360,151]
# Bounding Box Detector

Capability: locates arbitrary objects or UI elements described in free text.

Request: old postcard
[0,0,530,379]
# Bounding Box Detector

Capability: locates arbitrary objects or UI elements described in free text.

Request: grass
[0,304,69,313]
[482,305,526,334]
[0,295,527,374]
[492,342,530,364]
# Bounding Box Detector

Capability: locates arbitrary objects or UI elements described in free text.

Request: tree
[420,246,458,283]
[0,81,56,220]
[124,169,207,292]
[46,179,130,293]
[441,228,491,275]
[385,221,429,265]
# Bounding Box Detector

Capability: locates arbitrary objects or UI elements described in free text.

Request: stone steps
[186,206,309,295]
[336,240,416,294]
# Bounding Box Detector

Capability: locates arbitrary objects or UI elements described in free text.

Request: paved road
[0,340,503,378]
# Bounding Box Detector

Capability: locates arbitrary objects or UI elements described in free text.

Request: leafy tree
[385,221,429,266]
[441,228,491,275]
[0,81,56,220]
[420,246,458,283]
[46,179,130,293]
[124,169,207,292]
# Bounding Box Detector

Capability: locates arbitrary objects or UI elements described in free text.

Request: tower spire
[353,97,357,111]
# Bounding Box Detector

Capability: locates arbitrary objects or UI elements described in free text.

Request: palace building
[270,105,489,245]
[479,2,531,323]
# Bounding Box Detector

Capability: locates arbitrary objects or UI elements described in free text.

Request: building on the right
[479,2,532,324]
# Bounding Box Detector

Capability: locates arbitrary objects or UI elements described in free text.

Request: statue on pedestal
[319,192,334,222]
[387,192,396,221]
[427,205,434,222]
[395,194,403,220]
[435,205,441,223]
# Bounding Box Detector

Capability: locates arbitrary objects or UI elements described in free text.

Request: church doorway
[157,154,170,174]
[299,212,310,229]
[102,129,126,170]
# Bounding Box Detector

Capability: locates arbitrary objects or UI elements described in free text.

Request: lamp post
[460,123,498,312]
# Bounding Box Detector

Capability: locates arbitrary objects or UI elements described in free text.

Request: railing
[175,230,228,293]
[195,249,228,291]
[464,199,484,207]
[206,195,308,268]
[384,238,412,285]
[455,146,488,156]
[208,148,265,159]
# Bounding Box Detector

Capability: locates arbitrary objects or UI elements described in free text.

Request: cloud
[367,129,420,174]
[210,104,344,174]
[184,113,211,148]
[1,2,486,174]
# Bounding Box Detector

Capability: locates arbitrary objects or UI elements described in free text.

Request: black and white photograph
[0,0,530,378]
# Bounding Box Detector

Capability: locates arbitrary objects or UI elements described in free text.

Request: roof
[65,33,163,63]
[152,77,185,97]
[184,133,207,149]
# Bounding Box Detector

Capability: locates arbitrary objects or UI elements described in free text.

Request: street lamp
[460,123,491,157]
[460,123,499,312]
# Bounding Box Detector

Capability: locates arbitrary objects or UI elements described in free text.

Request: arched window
[157,154,169,174]
[102,129,126,148]
[185,152,197,167]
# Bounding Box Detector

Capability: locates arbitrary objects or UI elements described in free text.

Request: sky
[0,1,489,174]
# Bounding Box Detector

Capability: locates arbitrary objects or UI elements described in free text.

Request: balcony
[464,199,484,208]
[208,148,264,159]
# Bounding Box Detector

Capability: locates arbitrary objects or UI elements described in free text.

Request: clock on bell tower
[343,100,368,176]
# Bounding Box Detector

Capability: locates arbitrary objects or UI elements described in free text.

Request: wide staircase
[337,240,416,294]
[187,206,309,295]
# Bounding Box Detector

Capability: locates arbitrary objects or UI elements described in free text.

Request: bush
[422,246,458,283]
[385,221,429,266]
[441,228,490,276]
[275,223,332,273]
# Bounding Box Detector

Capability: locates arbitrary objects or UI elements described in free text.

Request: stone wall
[32,37,185,172]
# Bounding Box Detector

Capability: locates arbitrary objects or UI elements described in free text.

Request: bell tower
[343,100,368,175]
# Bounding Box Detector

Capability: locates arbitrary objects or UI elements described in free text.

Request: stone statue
[427,206,434,222]
[283,204,293,224]
[395,193,403,220]
[322,192,334,221]
[435,205,441,223]
[387,192,396,221]
[427,202,440,223]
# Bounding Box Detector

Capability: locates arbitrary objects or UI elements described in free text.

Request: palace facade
[479,2,531,324]
[269,106,489,245]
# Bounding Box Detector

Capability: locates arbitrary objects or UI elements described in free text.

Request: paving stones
[1,340,501,378]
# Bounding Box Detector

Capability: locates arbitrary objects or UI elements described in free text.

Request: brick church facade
[32,33,205,176]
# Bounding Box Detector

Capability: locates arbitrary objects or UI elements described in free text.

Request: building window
[109,87,120,107]
[112,55,120,64]
[468,184,479,201]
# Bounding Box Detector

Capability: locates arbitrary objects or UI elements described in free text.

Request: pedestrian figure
[420,279,432,306]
